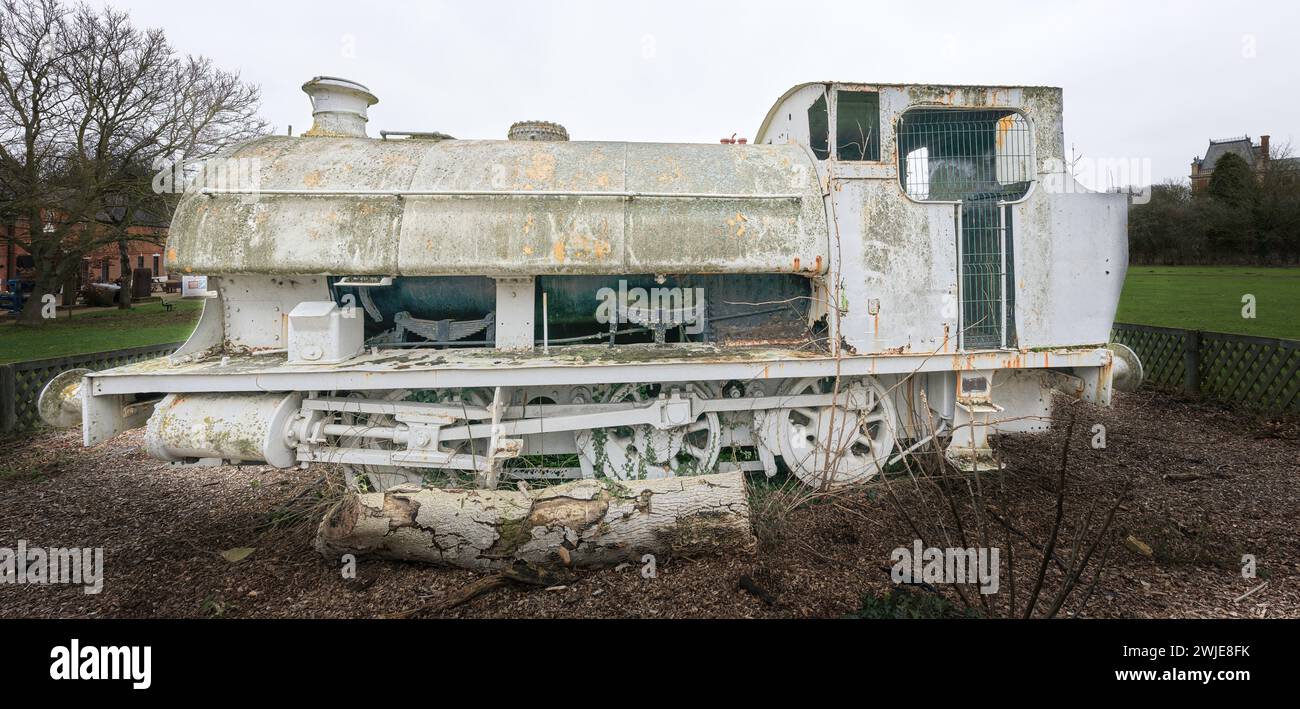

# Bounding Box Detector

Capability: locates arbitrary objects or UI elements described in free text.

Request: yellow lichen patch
[525,152,557,184]
[381,151,414,167]
[522,214,536,235]
[656,159,683,185]
[725,212,749,238]
[166,248,178,263]
[303,170,323,188]
[555,229,612,262]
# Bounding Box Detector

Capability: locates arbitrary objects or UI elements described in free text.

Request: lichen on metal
[168,137,827,277]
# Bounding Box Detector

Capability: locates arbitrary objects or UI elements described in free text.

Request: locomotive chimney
[301,76,378,138]
[508,120,569,142]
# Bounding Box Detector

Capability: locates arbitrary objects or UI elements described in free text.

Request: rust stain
[995,114,1017,150]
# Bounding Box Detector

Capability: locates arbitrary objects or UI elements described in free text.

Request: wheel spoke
[777,377,897,488]
[582,383,721,480]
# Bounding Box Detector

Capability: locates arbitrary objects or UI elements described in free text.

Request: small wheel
[576,382,721,480]
[775,377,896,488]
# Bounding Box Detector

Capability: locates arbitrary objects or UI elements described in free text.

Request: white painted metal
[85,346,1114,395]
[144,392,301,468]
[301,76,377,138]
[287,301,363,364]
[494,277,535,351]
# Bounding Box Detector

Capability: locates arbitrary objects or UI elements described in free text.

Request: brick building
[1,215,168,293]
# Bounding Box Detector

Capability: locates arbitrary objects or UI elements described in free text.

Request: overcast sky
[100,0,1299,187]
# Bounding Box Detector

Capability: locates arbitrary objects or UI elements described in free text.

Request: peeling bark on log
[315,471,757,570]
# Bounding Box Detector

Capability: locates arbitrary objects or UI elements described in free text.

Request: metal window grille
[897,109,1033,201]
[958,201,1016,350]
[897,109,1032,350]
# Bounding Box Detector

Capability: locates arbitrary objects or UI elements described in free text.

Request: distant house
[1189,134,1300,191]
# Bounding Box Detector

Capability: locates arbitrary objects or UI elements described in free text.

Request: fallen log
[315,471,756,570]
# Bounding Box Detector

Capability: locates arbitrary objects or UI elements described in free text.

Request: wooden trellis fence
[1111,323,1300,413]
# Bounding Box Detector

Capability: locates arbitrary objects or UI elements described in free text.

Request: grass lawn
[1117,266,1300,340]
[0,300,202,364]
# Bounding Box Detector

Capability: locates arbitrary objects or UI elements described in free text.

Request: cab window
[807,94,829,160]
[835,91,880,161]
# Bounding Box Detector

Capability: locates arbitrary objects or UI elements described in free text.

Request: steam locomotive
[41,76,1141,490]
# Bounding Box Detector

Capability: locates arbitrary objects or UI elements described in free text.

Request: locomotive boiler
[42,76,1142,493]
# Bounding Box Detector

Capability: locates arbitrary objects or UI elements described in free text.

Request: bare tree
[0,0,83,322]
[0,0,266,321]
